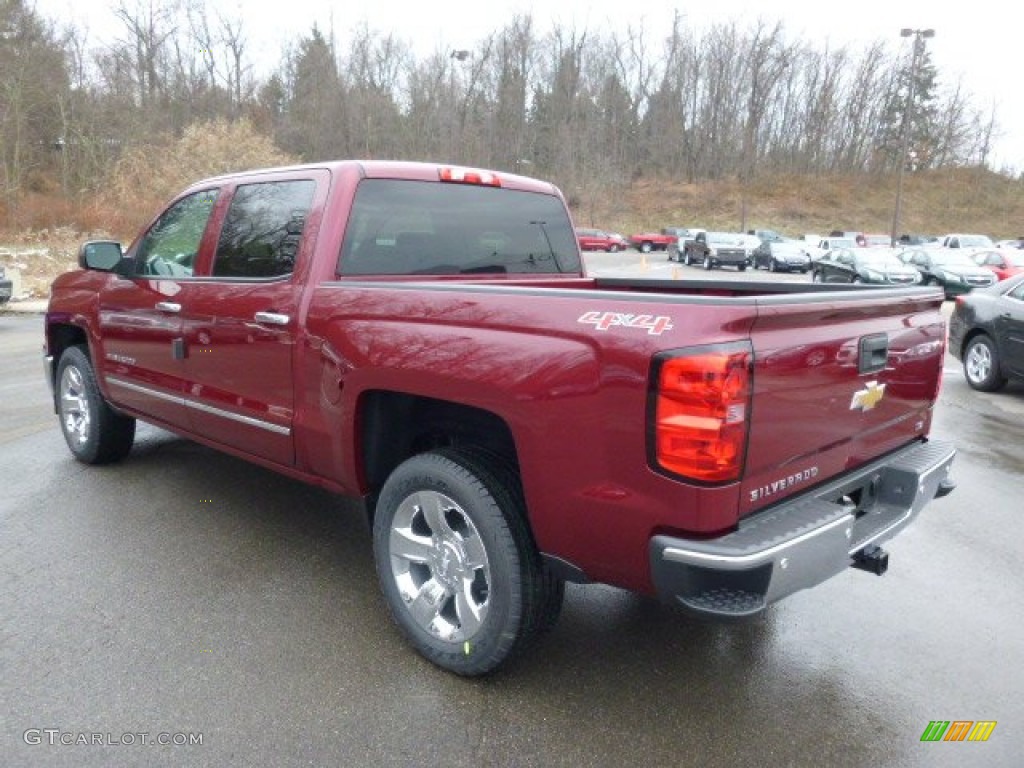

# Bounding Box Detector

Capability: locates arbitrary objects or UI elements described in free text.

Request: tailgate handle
[859,334,888,374]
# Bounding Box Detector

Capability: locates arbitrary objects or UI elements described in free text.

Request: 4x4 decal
[578,311,674,335]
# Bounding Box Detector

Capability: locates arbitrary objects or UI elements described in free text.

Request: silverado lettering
[749,468,820,502]
[43,160,956,676]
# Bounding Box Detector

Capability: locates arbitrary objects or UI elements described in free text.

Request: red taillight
[651,344,752,483]
[439,167,502,187]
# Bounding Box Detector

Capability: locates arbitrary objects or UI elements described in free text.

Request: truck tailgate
[740,290,946,517]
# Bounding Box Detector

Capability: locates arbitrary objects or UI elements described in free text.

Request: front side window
[135,189,219,277]
[212,180,316,278]
[338,179,581,276]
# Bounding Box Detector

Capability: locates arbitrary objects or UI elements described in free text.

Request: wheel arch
[46,323,90,409]
[961,327,999,364]
[358,390,521,523]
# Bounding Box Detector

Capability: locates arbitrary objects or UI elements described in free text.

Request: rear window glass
[338,179,581,276]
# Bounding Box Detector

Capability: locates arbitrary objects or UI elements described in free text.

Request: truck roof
[189,160,560,196]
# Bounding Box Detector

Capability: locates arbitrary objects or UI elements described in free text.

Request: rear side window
[213,180,316,278]
[338,179,581,276]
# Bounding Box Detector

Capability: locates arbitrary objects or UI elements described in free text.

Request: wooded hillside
[2,0,1013,238]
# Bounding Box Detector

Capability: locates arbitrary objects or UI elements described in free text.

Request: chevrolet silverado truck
[44,161,956,676]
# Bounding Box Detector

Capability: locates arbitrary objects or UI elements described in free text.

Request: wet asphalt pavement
[2,277,1021,766]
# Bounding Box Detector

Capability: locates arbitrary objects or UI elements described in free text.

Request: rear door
[181,170,326,466]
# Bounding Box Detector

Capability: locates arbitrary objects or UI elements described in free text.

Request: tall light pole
[890,28,934,246]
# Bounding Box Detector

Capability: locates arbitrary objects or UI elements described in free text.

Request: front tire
[703,255,712,270]
[963,335,1007,392]
[372,448,563,676]
[56,346,136,464]
[639,242,653,254]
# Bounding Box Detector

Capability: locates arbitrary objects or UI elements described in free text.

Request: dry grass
[571,166,1024,240]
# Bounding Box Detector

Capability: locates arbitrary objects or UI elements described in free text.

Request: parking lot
[2,265,1021,766]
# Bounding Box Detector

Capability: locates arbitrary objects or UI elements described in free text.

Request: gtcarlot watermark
[23,729,203,747]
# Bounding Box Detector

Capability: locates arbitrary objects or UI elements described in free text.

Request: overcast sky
[34,0,1022,169]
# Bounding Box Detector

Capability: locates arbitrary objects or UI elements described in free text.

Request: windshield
[339,179,581,276]
[830,238,857,248]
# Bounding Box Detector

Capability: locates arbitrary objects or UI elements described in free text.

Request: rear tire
[372,448,563,676]
[639,242,653,254]
[703,255,712,270]
[963,334,1006,392]
[56,346,136,464]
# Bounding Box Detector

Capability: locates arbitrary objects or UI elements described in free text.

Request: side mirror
[79,240,123,271]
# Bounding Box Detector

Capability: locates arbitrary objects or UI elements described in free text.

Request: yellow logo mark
[850,381,886,411]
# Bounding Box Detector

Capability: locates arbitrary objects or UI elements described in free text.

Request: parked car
[747,228,787,244]
[819,236,859,251]
[995,238,1023,249]
[667,228,705,261]
[628,229,679,253]
[575,228,628,253]
[812,247,921,286]
[682,231,752,270]
[753,240,811,273]
[897,233,939,247]
[0,265,11,305]
[897,248,997,298]
[830,230,866,246]
[972,249,1024,281]
[861,233,892,248]
[938,233,995,250]
[948,272,1024,391]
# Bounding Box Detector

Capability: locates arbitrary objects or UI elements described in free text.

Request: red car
[575,227,627,252]
[973,248,1024,281]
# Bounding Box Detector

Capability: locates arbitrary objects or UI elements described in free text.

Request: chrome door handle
[155,301,181,313]
[254,311,290,326]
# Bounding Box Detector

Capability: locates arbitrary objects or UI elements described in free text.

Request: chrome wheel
[389,489,491,642]
[373,449,564,675]
[59,364,91,448]
[963,335,1005,391]
[965,342,991,383]
[54,346,135,464]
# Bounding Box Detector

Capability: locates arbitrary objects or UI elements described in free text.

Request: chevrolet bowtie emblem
[851,381,886,411]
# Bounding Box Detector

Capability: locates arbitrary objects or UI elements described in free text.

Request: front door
[97,189,220,429]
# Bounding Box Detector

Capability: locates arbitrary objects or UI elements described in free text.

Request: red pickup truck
[44,161,955,676]
[628,228,681,253]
